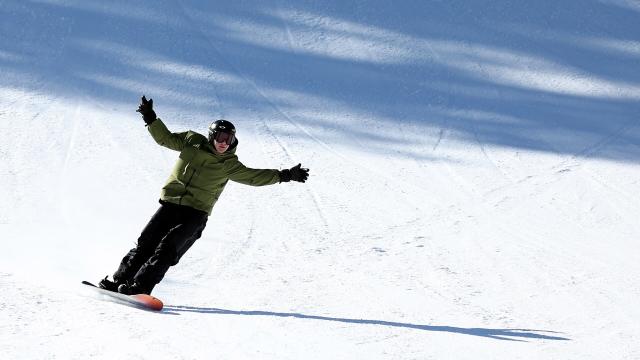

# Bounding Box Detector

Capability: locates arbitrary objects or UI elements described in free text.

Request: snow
[1,0,639,359]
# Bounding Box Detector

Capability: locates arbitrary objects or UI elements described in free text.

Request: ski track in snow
[176,0,334,234]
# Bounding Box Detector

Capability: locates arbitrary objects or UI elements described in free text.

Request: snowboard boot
[117,281,148,295]
[98,276,122,292]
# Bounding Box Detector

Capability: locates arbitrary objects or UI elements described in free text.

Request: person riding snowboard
[98,96,309,295]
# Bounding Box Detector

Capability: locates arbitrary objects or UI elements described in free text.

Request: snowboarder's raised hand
[279,163,309,183]
[136,95,157,125]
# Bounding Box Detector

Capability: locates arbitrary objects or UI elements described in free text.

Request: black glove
[136,95,157,125]
[279,164,309,183]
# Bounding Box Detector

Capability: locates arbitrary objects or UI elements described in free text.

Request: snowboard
[81,281,164,311]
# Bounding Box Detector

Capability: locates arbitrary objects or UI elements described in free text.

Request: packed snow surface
[1,1,639,359]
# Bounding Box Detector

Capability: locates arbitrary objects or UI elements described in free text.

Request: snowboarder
[98,96,309,295]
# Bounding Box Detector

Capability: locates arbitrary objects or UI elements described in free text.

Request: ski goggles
[213,131,235,145]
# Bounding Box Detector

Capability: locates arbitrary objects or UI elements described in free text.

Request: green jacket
[147,119,281,215]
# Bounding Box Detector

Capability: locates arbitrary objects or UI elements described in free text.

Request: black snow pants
[113,201,208,294]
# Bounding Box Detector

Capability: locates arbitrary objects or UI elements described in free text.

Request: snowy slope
[1,0,639,359]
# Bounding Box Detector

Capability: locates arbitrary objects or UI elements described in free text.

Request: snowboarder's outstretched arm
[225,161,309,185]
[137,95,188,152]
[147,120,189,152]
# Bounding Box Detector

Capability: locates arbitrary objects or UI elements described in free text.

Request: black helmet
[208,119,236,145]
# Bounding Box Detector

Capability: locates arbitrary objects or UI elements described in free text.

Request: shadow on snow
[162,305,570,342]
[1,0,639,162]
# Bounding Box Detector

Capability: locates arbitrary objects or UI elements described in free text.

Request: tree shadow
[163,305,570,342]
[2,0,639,163]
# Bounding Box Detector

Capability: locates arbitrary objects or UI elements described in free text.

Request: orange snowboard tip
[131,294,164,311]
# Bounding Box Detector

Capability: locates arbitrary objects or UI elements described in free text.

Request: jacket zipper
[180,166,197,206]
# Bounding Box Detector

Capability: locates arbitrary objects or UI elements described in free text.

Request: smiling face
[213,139,230,154]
